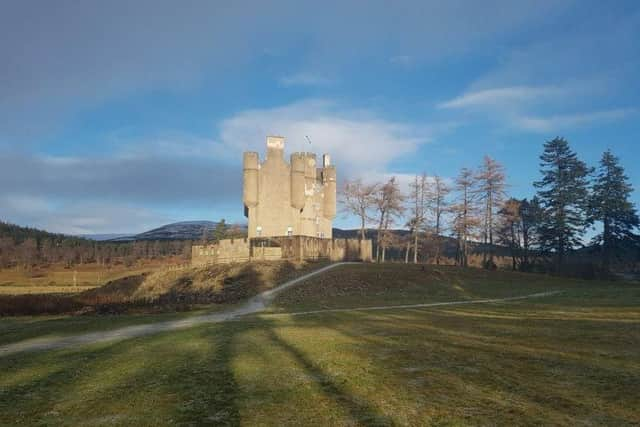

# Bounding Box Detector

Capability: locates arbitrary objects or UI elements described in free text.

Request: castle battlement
[243,136,336,239]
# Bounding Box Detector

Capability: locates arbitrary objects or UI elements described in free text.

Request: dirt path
[0,263,562,358]
[265,290,564,317]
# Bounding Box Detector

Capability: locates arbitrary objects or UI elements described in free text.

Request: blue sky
[1,0,639,234]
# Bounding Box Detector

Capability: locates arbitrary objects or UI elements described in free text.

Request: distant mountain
[108,220,247,241]
[81,233,133,241]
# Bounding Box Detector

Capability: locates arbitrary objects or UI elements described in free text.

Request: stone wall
[192,236,372,265]
[268,236,372,262]
[191,238,250,266]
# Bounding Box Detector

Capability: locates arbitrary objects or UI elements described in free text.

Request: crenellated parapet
[242,136,336,238]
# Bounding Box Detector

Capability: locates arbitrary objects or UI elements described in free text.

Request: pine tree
[213,219,229,242]
[590,150,639,272]
[519,197,543,270]
[534,137,591,271]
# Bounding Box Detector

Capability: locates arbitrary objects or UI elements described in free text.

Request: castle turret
[266,135,284,160]
[304,153,317,191]
[290,153,306,210]
[243,151,259,209]
[322,157,336,219]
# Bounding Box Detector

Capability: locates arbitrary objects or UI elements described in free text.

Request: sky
[1,0,639,234]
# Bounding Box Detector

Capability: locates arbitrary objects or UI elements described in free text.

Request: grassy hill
[0,260,328,316]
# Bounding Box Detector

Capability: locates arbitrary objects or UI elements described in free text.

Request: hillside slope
[0,260,328,316]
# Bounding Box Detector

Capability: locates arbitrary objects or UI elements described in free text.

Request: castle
[243,136,335,239]
[192,136,372,265]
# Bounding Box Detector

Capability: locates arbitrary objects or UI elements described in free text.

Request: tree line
[0,218,248,270]
[0,222,192,269]
[341,137,639,275]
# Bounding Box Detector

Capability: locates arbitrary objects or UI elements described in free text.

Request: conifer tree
[534,137,591,271]
[590,150,639,271]
[213,219,229,241]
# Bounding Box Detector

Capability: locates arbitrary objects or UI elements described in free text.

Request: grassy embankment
[0,260,328,343]
[0,263,161,295]
[1,263,639,425]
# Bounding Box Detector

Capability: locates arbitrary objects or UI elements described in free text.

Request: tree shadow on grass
[259,318,395,426]
[0,321,248,426]
[317,308,640,425]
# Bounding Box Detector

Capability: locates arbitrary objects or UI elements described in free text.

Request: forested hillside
[0,221,190,269]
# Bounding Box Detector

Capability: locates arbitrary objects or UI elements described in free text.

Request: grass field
[0,260,176,295]
[1,264,639,425]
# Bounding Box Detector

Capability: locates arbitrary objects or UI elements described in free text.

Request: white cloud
[513,109,637,133]
[218,99,434,177]
[438,86,564,109]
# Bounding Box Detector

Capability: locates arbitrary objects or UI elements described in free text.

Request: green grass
[1,264,639,425]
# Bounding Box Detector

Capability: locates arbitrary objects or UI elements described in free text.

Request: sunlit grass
[0,263,162,295]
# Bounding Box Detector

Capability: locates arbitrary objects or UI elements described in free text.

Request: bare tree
[428,175,450,265]
[497,198,522,271]
[497,197,543,271]
[374,177,405,262]
[475,156,507,267]
[341,179,378,241]
[452,168,479,267]
[19,238,38,270]
[407,173,428,263]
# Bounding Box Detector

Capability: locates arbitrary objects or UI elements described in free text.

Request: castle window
[287,226,292,236]
[256,226,262,237]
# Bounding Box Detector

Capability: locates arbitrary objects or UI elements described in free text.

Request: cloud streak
[438,86,564,109]
[513,109,637,133]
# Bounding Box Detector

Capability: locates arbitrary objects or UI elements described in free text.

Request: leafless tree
[497,198,522,271]
[341,179,378,241]
[373,177,405,262]
[428,175,451,265]
[475,156,507,266]
[18,238,38,270]
[407,173,428,263]
[452,168,479,267]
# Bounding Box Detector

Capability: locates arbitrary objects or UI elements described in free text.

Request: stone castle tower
[243,136,336,239]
